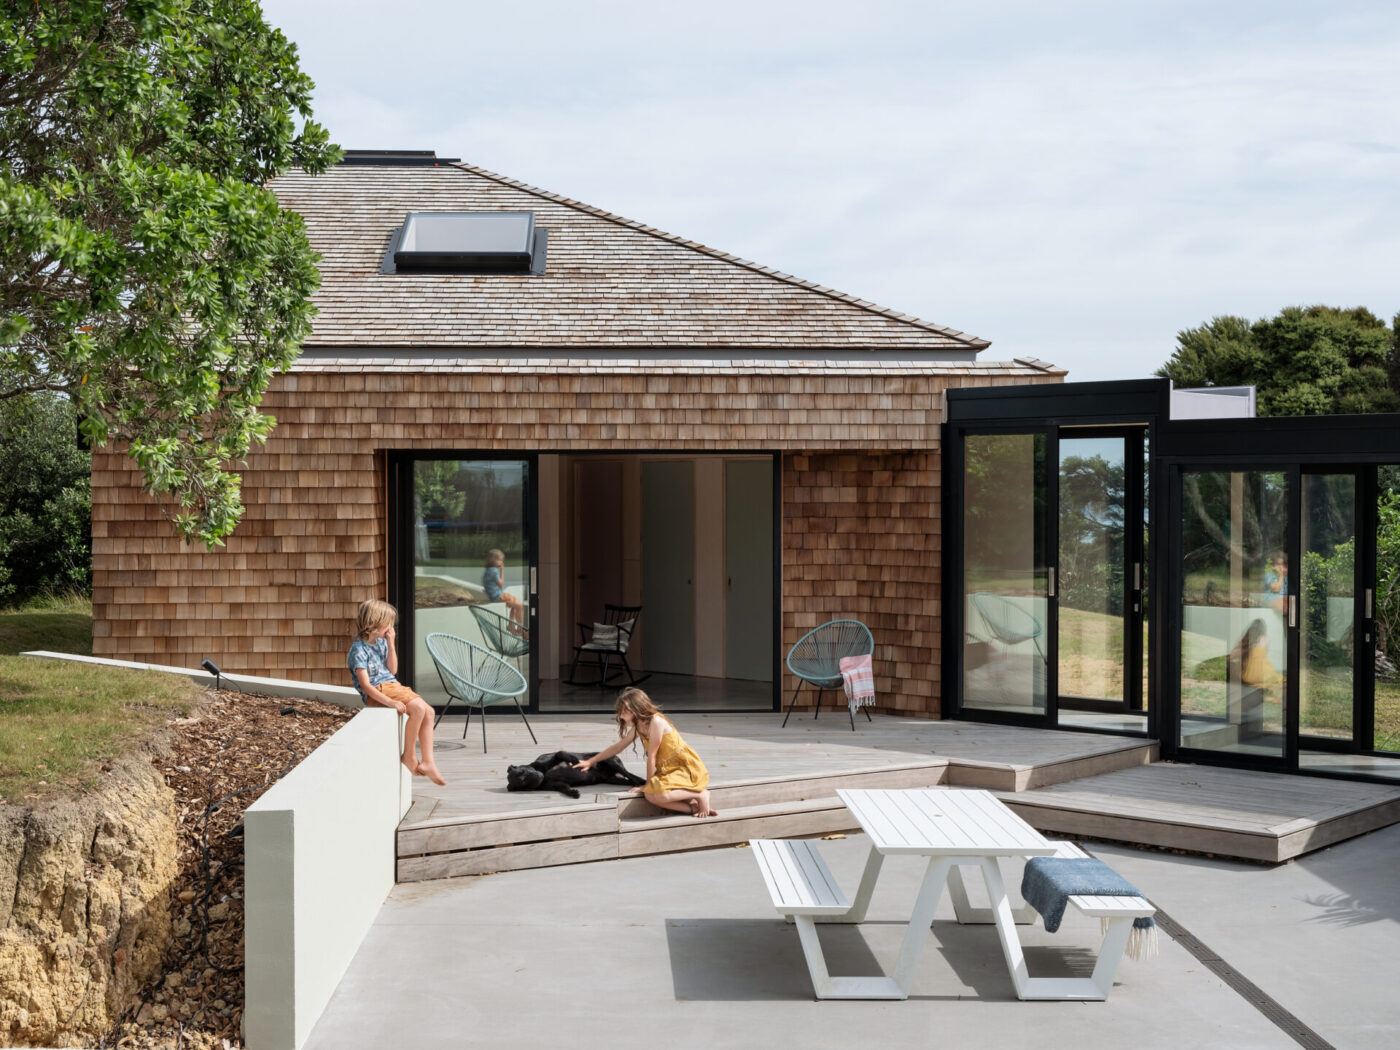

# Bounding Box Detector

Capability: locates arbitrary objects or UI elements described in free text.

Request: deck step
[395,796,861,882]
[998,765,1400,863]
[607,759,951,816]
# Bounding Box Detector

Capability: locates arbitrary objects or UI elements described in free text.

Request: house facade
[89,151,1063,717]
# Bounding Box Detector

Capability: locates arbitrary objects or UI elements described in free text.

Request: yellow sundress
[644,721,709,795]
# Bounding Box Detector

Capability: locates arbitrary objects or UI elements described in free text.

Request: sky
[258,0,1400,381]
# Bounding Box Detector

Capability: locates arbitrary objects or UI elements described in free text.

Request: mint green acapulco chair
[782,619,875,731]
[469,603,530,676]
[425,632,534,753]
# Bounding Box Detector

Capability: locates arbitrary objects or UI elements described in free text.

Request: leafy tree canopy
[1156,306,1400,417]
[0,0,338,545]
[0,386,90,603]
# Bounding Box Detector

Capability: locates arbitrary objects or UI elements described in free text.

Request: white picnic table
[751,787,1154,1000]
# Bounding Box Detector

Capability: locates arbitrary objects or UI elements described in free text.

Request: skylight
[393,212,538,273]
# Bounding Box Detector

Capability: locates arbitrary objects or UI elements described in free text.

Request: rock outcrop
[0,758,177,1046]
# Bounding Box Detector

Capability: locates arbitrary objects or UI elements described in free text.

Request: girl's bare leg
[409,699,446,785]
[646,789,716,818]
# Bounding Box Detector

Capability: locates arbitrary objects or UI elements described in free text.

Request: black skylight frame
[390,211,541,274]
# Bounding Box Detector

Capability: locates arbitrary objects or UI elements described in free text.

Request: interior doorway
[540,452,778,713]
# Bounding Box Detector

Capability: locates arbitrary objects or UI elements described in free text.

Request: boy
[348,599,446,785]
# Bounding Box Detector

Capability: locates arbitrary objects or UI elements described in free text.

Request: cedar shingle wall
[782,451,941,717]
[90,368,1056,709]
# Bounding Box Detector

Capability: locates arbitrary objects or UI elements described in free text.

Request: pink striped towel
[839,653,875,710]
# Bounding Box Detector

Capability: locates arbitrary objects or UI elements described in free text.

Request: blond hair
[615,686,664,748]
[486,548,505,566]
[356,599,397,640]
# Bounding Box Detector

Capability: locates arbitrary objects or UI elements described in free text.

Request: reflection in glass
[962,433,1048,716]
[410,460,530,704]
[1177,470,1287,757]
[1058,436,1126,704]
[1377,472,1400,754]
[1300,474,1355,743]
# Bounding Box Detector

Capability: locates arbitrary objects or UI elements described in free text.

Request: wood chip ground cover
[106,688,353,1050]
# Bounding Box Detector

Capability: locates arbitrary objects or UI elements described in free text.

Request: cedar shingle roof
[270,162,995,354]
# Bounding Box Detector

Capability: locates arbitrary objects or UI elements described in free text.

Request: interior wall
[693,458,726,678]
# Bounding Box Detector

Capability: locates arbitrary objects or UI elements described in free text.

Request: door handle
[1048,567,1056,598]
[1288,594,1297,629]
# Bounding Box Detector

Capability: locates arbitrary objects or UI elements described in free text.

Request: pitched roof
[270,161,993,354]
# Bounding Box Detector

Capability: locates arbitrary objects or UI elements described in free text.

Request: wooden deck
[1001,762,1400,863]
[396,713,1400,880]
[397,713,1152,881]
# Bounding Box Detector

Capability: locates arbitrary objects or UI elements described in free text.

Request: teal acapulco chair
[970,592,1045,660]
[469,603,530,676]
[425,632,534,753]
[782,619,875,731]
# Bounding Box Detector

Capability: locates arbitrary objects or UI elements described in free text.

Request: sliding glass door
[960,431,1052,719]
[397,456,535,707]
[1175,468,1290,763]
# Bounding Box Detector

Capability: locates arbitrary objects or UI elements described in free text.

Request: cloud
[263,0,1400,377]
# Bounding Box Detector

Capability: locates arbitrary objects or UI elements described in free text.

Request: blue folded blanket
[1021,857,1157,960]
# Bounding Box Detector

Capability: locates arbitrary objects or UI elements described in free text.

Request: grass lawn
[0,594,202,803]
[0,593,94,656]
[0,654,200,804]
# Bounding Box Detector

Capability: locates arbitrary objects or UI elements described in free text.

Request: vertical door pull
[1048,567,1056,598]
[1288,594,1297,629]
[1366,588,1374,619]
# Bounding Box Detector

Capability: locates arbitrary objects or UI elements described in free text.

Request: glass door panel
[409,459,531,705]
[1057,436,1127,709]
[1177,469,1288,760]
[1300,473,1356,744]
[962,433,1049,717]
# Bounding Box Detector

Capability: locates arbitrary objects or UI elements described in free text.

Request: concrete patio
[305,819,1400,1049]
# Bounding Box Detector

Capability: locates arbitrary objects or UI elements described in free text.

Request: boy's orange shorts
[378,681,424,706]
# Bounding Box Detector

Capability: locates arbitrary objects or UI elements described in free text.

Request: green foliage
[1157,306,1400,416]
[0,1,339,546]
[0,390,91,604]
[1377,490,1400,674]
[1301,539,1353,669]
[1058,453,1125,615]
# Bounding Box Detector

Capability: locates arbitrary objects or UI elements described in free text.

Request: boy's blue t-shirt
[482,565,505,601]
[347,636,395,700]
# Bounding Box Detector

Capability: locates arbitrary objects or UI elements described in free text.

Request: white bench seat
[1047,840,1154,921]
[750,838,910,999]
[750,838,851,916]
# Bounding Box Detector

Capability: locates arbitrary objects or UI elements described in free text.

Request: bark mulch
[105,688,354,1050]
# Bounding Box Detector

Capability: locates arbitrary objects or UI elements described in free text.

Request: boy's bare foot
[420,761,447,786]
[403,757,423,776]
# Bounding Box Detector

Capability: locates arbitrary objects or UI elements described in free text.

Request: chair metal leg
[781,680,804,727]
[460,704,471,740]
[863,705,873,722]
[813,688,824,719]
[515,699,537,744]
[480,704,488,753]
[848,703,856,731]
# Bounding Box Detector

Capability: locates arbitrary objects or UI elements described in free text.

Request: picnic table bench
[749,789,1155,1001]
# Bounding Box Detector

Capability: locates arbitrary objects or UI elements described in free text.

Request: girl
[575,688,716,818]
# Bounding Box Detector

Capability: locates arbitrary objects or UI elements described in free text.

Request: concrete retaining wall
[244,709,412,1050]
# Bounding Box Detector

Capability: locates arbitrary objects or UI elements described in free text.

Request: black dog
[506,750,646,799]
